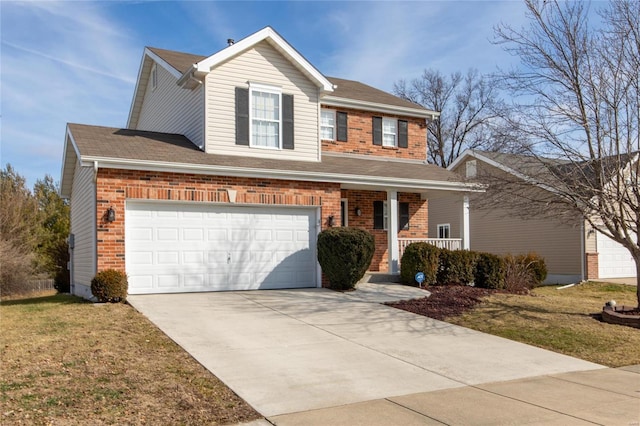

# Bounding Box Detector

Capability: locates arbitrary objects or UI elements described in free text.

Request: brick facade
[585,252,599,280]
[95,168,428,279]
[96,168,341,274]
[321,107,427,161]
[341,189,428,272]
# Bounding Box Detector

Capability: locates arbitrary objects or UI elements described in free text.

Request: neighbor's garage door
[597,231,637,279]
[125,202,318,294]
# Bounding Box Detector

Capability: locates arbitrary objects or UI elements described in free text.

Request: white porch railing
[398,238,462,259]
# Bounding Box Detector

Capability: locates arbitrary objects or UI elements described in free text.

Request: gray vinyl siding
[70,162,96,295]
[136,62,204,149]
[205,41,320,162]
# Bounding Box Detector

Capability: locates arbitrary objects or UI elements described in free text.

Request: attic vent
[227,38,235,46]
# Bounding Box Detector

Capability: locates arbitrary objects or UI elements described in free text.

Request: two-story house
[60,27,476,298]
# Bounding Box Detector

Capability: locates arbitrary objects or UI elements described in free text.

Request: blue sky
[1,0,528,189]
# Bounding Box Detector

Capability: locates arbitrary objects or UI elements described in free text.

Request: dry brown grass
[448,282,640,367]
[0,292,261,425]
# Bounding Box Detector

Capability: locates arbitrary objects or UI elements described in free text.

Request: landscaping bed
[388,282,640,367]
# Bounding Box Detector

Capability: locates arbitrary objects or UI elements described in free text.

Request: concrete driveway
[128,284,603,418]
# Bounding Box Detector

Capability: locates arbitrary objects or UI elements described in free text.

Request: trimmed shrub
[438,249,478,285]
[400,242,440,286]
[474,253,505,289]
[91,269,128,303]
[519,252,547,285]
[317,227,375,291]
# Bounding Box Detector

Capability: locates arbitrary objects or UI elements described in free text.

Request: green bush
[91,269,128,303]
[438,249,478,285]
[317,227,375,291]
[474,253,505,289]
[400,242,440,286]
[519,252,547,285]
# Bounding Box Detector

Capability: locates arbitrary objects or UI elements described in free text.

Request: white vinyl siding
[382,117,397,147]
[321,109,335,140]
[206,41,320,161]
[136,62,205,149]
[70,163,96,296]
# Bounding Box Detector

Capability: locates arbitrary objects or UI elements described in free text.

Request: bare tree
[491,0,640,305]
[393,68,509,167]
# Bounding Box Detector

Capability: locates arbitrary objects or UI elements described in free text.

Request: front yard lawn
[0,292,261,425]
[397,282,640,367]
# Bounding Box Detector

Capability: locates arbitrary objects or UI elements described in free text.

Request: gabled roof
[324,77,437,119]
[128,27,438,128]
[61,123,478,198]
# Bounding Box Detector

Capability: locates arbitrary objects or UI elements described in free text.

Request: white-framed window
[466,160,477,178]
[340,198,348,227]
[382,117,397,147]
[438,224,451,239]
[250,83,282,149]
[151,63,158,90]
[321,109,336,140]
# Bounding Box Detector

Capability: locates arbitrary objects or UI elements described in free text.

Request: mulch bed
[386,284,525,320]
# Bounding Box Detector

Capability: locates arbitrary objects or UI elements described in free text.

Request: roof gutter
[177,64,208,89]
[321,96,440,120]
[83,156,482,193]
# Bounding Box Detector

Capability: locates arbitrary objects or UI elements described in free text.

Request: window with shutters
[250,83,281,149]
[374,201,410,230]
[236,84,294,150]
[321,109,335,140]
[373,117,408,148]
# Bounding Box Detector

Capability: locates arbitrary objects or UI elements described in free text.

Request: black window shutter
[337,111,348,142]
[399,202,410,230]
[373,201,384,229]
[282,93,294,149]
[372,116,382,146]
[235,87,249,146]
[398,120,408,148]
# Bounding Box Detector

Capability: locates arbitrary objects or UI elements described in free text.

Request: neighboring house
[429,149,638,284]
[60,27,475,298]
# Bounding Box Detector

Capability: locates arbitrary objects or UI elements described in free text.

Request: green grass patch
[448,282,640,367]
[0,292,261,425]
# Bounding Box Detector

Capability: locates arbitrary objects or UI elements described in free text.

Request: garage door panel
[597,232,637,278]
[126,202,317,294]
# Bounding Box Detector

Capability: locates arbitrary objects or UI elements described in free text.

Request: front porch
[339,188,470,275]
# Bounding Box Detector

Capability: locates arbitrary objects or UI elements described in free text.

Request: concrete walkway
[125,282,633,424]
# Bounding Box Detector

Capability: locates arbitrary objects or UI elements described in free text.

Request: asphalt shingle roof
[67,123,461,185]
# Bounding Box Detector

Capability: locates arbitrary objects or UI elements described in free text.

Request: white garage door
[125,202,318,294]
[597,232,637,279]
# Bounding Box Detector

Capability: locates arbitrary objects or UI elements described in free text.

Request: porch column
[461,195,470,250]
[387,190,399,274]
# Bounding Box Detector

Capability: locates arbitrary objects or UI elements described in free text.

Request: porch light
[355,207,362,216]
[106,206,116,223]
[327,215,335,227]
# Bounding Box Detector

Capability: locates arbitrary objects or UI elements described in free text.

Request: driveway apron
[127,287,602,417]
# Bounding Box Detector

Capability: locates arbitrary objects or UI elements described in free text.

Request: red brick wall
[341,189,428,272]
[585,252,599,280]
[95,168,341,275]
[322,107,427,160]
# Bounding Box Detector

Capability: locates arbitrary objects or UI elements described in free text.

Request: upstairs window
[373,117,408,148]
[321,109,335,140]
[251,84,281,149]
[235,85,294,149]
[382,118,397,147]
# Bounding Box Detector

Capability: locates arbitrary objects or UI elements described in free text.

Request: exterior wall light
[327,215,335,227]
[355,207,362,216]
[106,206,116,223]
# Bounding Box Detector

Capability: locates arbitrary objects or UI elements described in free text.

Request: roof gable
[195,27,333,92]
